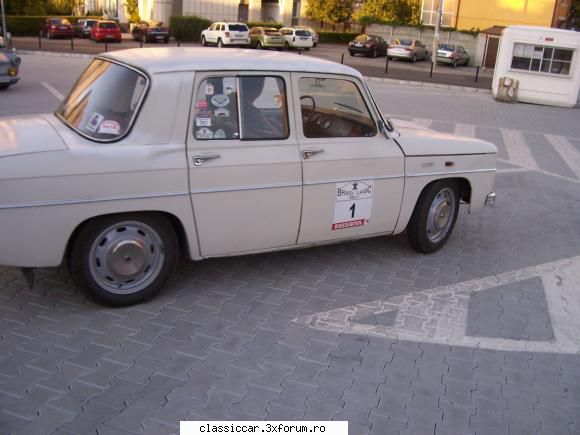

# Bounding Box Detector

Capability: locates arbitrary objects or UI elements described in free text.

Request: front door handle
[302,149,325,159]
[193,153,221,166]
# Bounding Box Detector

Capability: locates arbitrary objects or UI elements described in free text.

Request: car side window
[194,75,289,141]
[299,77,377,139]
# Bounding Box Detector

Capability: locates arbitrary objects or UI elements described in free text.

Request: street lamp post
[0,0,8,47]
[431,0,444,73]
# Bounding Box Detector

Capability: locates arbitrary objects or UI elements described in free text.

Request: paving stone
[175,334,220,359]
[194,388,243,420]
[17,406,76,435]
[104,375,183,433]
[211,331,253,356]
[370,413,407,435]
[37,362,88,393]
[212,365,259,396]
[284,359,328,387]
[248,363,293,393]
[47,380,102,414]
[89,326,135,350]
[59,401,119,435]
[103,340,151,366]
[77,360,128,389]
[141,418,178,435]
[0,410,30,434]
[265,402,306,420]
[0,366,52,398]
[230,385,279,418]
[2,386,59,420]
[172,369,219,400]
[147,391,201,426]
[154,353,201,381]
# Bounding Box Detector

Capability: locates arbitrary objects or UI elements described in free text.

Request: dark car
[43,18,74,39]
[74,19,98,38]
[91,20,122,43]
[348,34,388,58]
[0,48,21,90]
[131,21,170,43]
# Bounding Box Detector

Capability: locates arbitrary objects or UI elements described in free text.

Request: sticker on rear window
[214,108,230,118]
[196,127,213,139]
[86,112,104,132]
[98,120,121,135]
[196,117,212,127]
[197,99,208,109]
[211,94,230,108]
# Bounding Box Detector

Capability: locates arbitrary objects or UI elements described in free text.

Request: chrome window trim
[191,181,301,194]
[55,57,150,144]
[303,175,403,186]
[0,191,189,210]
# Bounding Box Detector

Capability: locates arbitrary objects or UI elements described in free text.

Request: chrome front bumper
[485,192,496,206]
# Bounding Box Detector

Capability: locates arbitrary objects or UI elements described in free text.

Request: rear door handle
[302,149,325,159]
[193,154,221,166]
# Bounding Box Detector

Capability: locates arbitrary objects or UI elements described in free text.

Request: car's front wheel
[69,213,178,306]
[407,180,459,253]
[217,38,223,48]
[201,36,207,46]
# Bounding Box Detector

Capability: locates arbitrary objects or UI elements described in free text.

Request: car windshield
[355,35,369,42]
[439,44,455,51]
[229,24,248,31]
[295,30,310,36]
[56,59,148,142]
[396,39,412,46]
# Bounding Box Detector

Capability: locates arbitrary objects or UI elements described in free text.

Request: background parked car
[43,18,74,39]
[436,44,470,67]
[348,34,388,58]
[0,47,20,90]
[279,27,313,50]
[294,25,319,47]
[131,21,170,43]
[91,21,122,43]
[73,19,98,38]
[201,22,250,47]
[249,27,285,50]
[387,39,428,62]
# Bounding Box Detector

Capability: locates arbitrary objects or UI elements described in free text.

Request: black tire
[0,83,10,90]
[256,41,262,50]
[313,43,317,48]
[201,36,207,46]
[370,48,377,58]
[164,37,169,44]
[217,38,223,48]
[412,54,417,63]
[407,180,460,254]
[305,47,310,51]
[284,41,289,50]
[349,50,354,56]
[452,60,458,68]
[69,213,178,306]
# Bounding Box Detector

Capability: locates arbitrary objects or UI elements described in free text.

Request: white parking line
[41,81,65,101]
[500,128,539,169]
[454,123,476,138]
[410,117,434,129]
[293,256,580,354]
[545,134,580,179]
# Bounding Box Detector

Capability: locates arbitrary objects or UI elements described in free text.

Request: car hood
[0,115,67,158]
[390,118,497,156]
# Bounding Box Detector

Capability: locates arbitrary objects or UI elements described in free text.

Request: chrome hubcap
[427,188,456,244]
[89,221,165,294]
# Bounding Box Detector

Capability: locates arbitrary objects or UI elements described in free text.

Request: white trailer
[492,26,580,108]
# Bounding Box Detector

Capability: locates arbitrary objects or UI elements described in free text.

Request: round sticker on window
[211,94,230,108]
[197,99,208,109]
[214,129,226,139]
[86,112,104,133]
[98,120,121,135]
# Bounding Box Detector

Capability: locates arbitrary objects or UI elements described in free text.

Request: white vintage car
[0,48,497,305]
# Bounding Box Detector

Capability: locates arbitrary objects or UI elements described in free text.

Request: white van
[492,26,580,108]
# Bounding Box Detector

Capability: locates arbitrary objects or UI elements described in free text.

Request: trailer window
[511,43,573,76]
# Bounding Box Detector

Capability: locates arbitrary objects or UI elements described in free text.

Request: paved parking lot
[0,54,579,435]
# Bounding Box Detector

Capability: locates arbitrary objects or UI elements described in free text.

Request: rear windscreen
[229,24,248,31]
[439,44,455,51]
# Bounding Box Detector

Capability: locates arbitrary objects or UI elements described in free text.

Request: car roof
[100,48,363,78]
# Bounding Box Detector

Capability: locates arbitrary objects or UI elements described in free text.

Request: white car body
[201,22,250,47]
[279,27,314,49]
[0,48,497,305]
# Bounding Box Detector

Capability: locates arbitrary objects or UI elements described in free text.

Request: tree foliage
[353,0,421,26]
[124,0,140,23]
[306,0,354,25]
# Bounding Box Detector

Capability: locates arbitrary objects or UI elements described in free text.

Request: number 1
[349,203,356,218]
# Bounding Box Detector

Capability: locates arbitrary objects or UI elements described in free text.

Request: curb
[16,48,492,94]
[365,75,492,94]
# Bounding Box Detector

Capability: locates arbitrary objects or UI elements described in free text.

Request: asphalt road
[10,36,493,90]
[0,54,579,435]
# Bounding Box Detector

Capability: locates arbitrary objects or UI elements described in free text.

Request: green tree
[306,0,354,29]
[124,0,140,23]
[353,0,421,26]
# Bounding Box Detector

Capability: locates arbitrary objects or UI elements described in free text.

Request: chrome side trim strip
[191,182,301,194]
[406,168,496,178]
[303,175,403,186]
[0,191,190,210]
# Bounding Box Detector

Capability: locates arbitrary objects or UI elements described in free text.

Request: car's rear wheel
[412,54,417,63]
[164,37,169,44]
[69,213,178,306]
[217,38,223,48]
[452,59,458,68]
[407,180,459,253]
[201,36,207,46]
[284,41,289,50]
[256,41,262,49]
[370,48,377,58]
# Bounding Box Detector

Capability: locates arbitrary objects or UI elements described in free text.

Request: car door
[206,23,217,43]
[291,73,405,244]
[187,72,302,256]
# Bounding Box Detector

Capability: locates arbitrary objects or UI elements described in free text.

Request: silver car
[387,39,428,63]
[436,44,470,67]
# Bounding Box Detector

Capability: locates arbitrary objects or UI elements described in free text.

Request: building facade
[421,0,571,31]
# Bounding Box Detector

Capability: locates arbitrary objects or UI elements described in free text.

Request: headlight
[8,67,17,77]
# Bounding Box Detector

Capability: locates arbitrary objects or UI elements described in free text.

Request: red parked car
[90,21,122,43]
[43,18,74,39]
